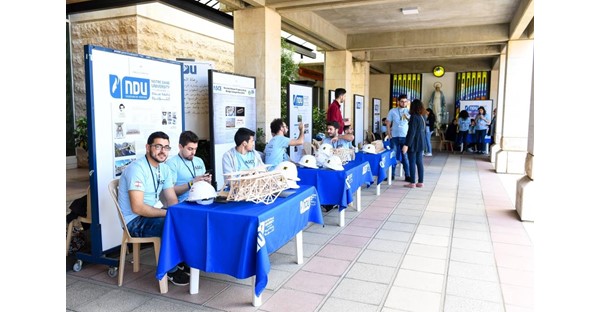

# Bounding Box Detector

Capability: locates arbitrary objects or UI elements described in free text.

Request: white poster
[209,70,256,189]
[459,100,493,120]
[354,94,365,147]
[180,60,214,139]
[85,45,184,252]
[288,83,313,162]
[372,98,381,135]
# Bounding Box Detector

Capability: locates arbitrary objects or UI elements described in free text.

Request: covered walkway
[66,152,533,311]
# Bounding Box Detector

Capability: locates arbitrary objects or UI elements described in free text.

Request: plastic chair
[107,179,161,286]
[66,187,92,256]
[439,131,454,152]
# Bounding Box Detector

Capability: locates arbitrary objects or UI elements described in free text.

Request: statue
[428,82,447,129]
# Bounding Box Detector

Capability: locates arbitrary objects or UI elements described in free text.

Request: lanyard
[178,154,196,179]
[145,155,160,201]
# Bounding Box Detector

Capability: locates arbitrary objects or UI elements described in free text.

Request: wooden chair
[66,187,92,256]
[107,179,161,286]
[439,131,454,153]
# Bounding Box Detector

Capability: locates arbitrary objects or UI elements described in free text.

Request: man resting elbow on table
[118,131,190,286]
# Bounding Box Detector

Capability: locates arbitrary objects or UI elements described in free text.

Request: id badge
[153,200,163,209]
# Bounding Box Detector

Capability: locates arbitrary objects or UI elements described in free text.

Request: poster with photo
[288,83,313,163]
[372,98,381,135]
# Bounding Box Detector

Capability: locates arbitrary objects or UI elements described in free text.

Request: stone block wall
[69,8,234,120]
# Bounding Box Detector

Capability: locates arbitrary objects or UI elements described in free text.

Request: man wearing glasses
[386,94,411,181]
[118,131,190,286]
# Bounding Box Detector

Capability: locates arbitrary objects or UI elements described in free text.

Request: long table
[355,150,397,195]
[155,185,323,306]
[297,160,373,227]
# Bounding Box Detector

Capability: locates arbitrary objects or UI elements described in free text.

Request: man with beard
[118,131,190,286]
[167,131,212,202]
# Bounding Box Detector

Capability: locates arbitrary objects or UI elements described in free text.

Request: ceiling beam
[280,10,347,50]
[509,0,534,40]
[348,24,509,50]
[355,45,503,62]
[268,0,403,13]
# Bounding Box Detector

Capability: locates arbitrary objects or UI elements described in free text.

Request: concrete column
[352,60,370,145]
[516,71,536,221]
[490,48,506,164]
[495,39,533,174]
[324,50,353,119]
[233,7,281,141]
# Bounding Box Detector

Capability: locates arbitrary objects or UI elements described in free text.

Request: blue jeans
[475,129,487,152]
[390,136,410,178]
[407,150,424,184]
[127,215,178,273]
[425,127,432,154]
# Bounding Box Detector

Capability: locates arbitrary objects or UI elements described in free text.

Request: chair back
[108,178,132,239]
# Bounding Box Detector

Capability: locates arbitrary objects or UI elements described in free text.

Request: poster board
[180,60,214,139]
[353,94,365,147]
[287,83,313,162]
[459,100,493,120]
[372,98,381,135]
[208,70,256,190]
[85,45,184,255]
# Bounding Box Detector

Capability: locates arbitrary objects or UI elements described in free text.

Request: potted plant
[74,116,89,168]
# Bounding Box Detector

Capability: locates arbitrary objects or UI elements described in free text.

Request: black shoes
[167,266,190,286]
[321,205,338,212]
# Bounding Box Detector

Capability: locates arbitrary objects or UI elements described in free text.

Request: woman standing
[402,99,427,188]
[475,106,491,154]
[424,108,436,156]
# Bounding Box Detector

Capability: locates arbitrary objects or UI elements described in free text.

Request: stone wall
[69,7,234,120]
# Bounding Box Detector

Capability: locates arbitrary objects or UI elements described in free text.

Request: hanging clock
[432,65,445,77]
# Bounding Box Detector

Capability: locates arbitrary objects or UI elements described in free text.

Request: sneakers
[404,183,416,188]
[424,153,433,157]
[177,263,191,276]
[416,183,424,188]
[167,267,190,286]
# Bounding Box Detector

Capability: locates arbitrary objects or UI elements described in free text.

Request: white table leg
[190,268,200,294]
[387,167,392,185]
[376,179,381,195]
[339,209,345,227]
[295,231,303,264]
[356,187,362,212]
[252,275,262,306]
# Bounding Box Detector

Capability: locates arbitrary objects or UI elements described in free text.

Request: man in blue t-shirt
[222,127,265,174]
[166,131,211,202]
[118,131,189,286]
[264,118,305,168]
[386,94,411,181]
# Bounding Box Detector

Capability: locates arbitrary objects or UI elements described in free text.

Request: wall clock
[433,65,445,77]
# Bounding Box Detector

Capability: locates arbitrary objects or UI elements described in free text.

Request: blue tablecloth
[355,150,397,184]
[155,185,322,297]
[297,160,373,209]
[466,133,492,144]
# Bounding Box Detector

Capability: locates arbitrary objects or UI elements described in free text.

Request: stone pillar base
[516,175,535,221]
[490,143,500,163]
[495,150,527,174]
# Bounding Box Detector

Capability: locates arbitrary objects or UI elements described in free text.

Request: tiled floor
[66,152,533,311]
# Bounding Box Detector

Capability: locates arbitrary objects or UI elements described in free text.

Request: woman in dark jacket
[402,99,427,188]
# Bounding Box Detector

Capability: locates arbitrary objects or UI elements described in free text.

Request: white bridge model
[219,166,288,205]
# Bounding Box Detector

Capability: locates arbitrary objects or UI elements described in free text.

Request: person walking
[402,99,427,188]
[424,108,436,156]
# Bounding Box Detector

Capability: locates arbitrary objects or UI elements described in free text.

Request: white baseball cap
[186,181,217,205]
[298,154,318,169]
[324,155,344,171]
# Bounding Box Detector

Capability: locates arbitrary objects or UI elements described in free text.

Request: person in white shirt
[222,127,265,174]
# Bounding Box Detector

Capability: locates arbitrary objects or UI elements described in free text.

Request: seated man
[166,131,212,202]
[337,124,355,149]
[264,118,304,168]
[222,127,265,174]
[118,131,189,286]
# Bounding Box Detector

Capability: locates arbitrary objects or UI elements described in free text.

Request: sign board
[287,83,313,162]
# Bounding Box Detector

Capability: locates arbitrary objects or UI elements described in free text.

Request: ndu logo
[110,75,150,100]
[293,95,304,106]
[183,65,197,75]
